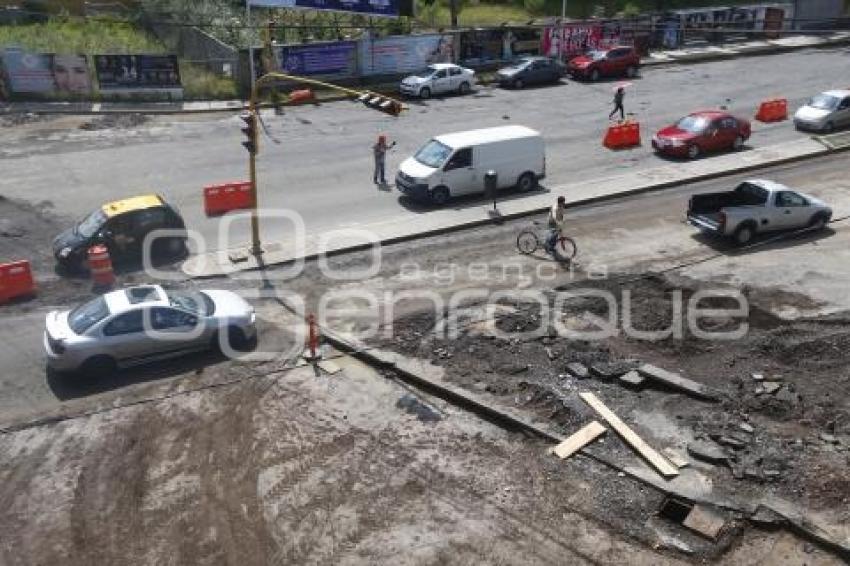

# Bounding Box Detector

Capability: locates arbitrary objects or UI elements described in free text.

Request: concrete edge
[184,140,843,278]
[5,35,850,116]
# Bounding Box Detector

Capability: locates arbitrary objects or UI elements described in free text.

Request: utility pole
[559,0,567,61]
[450,0,458,28]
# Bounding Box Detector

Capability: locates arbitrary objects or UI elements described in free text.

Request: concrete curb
[181,138,848,278]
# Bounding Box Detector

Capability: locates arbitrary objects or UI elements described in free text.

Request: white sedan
[44,285,256,376]
[399,63,476,99]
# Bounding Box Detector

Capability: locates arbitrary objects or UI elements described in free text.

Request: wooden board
[552,421,606,460]
[579,391,679,479]
[637,364,719,401]
[663,447,690,469]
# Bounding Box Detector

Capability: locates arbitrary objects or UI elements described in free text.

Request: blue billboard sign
[247,0,411,18]
[278,41,358,78]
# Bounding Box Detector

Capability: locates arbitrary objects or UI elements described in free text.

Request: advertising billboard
[359,34,454,76]
[541,23,622,61]
[277,41,358,79]
[1,48,92,94]
[94,54,181,91]
[246,0,413,18]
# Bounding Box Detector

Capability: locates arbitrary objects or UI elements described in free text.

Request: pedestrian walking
[372,134,396,185]
[609,86,625,121]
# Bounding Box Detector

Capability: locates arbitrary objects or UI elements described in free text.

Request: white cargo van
[395,125,545,205]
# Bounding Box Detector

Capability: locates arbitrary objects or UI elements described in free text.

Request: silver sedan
[44,285,256,376]
[793,89,850,133]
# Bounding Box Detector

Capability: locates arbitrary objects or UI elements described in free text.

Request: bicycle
[516,221,577,262]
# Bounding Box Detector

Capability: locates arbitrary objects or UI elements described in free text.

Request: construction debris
[317,359,342,375]
[565,362,589,379]
[762,381,782,394]
[619,370,646,388]
[662,448,690,469]
[682,505,727,541]
[687,440,729,466]
[579,392,679,478]
[637,364,720,401]
[551,421,607,459]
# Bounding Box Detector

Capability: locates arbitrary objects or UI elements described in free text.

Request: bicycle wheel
[553,236,577,262]
[516,230,539,255]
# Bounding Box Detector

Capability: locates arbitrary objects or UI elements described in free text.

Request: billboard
[541,23,622,61]
[360,34,454,76]
[277,41,358,78]
[1,48,92,94]
[94,55,181,90]
[246,0,413,18]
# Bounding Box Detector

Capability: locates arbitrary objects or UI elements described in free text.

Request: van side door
[440,148,476,196]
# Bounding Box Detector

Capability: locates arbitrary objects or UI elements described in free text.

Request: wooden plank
[551,421,607,460]
[579,391,679,479]
[663,447,690,469]
[637,364,720,401]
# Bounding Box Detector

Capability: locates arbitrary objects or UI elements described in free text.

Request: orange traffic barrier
[604,120,641,149]
[755,98,787,122]
[203,181,253,216]
[88,245,115,288]
[289,89,314,104]
[0,260,36,303]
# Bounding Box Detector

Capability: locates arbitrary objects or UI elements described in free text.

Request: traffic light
[357,92,404,117]
[241,111,258,155]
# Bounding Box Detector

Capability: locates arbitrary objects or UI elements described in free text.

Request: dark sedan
[496,57,563,89]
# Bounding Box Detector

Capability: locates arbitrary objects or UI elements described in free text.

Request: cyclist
[546,196,567,254]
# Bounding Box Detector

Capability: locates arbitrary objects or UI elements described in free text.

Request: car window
[136,208,167,229]
[107,213,135,236]
[165,289,214,316]
[414,139,453,169]
[151,307,198,330]
[434,69,447,79]
[841,97,850,109]
[76,209,107,239]
[450,67,462,76]
[444,148,472,171]
[809,94,840,110]
[776,191,807,207]
[68,296,110,334]
[103,310,144,336]
[676,115,709,133]
[721,118,737,129]
[734,182,769,205]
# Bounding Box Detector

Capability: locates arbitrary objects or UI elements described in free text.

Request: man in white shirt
[546,196,567,253]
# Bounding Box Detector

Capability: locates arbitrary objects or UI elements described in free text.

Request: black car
[52,194,187,271]
[496,56,564,89]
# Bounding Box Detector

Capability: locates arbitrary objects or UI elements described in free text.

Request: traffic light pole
[243,72,405,257]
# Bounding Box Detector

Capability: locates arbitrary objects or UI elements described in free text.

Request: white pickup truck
[687,179,832,245]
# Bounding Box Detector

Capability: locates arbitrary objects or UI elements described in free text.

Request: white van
[395,125,545,205]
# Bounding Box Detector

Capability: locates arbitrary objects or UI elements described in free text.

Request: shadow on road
[397,185,551,214]
[691,226,836,255]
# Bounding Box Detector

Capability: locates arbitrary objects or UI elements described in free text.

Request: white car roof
[104,285,168,313]
[745,179,791,193]
[435,125,541,148]
[429,63,458,70]
[822,89,850,98]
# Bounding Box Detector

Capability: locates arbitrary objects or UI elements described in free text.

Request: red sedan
[652,111,751,159]
[567,46,640,81]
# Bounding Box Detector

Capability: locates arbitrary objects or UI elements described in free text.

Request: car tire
[808,213,829,231]
[687,144,701,159]
[516,172,537,192]
[79,355,116,379]
[625,65,637,78]
[732,135,745,151]
[733,223,755,246]
[513,78,524,89]
[590,69,600,82]
[419,87,431,99]
[430,186,450,205]
[457,81,470,95]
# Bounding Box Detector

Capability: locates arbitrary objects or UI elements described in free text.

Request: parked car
[52,194,186,271]
[399,63,476,99]
[496,56,563,89]
[652,110,751,159]
[687,179,832,246]
[396,125,545,205]
[44,285,257,376]
[567,46,640,81]
[793,89,850,133]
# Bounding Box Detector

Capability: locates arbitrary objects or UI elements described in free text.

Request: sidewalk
[182,135,842,278]
[3,31,850,116]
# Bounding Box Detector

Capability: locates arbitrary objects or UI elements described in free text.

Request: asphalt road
[1,48,849,253]
[1,152,847,430]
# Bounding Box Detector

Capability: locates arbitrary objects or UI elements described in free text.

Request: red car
[567,46,640,81]
[652,111,751,159]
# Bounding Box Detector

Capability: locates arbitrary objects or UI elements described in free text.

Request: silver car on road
[44,285,256,376]
[793,89,850,133]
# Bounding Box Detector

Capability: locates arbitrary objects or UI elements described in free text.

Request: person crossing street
[373,134,396,186]
[609,86,626,121]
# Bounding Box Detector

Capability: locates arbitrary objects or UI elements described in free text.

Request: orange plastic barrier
[289,89,314,104]
[88,245,115,288]
[755,98,787,122]
[203,181,253,216]
[604,120,641,149]
[0,260,36,303]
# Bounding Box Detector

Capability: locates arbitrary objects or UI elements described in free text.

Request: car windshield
[413,66,436,79]
[676,115,710,133]
[587,50,607,60]
[76,209,107,239]
[414,140,453,169]
[68,296,110,334]
[808,94,839,110]
[166,290,214,316]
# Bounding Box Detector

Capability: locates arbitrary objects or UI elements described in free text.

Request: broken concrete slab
[317,359,342,375]
[738,422,755,434]
[590,362,623,380]
[762,381,782,394]
[619,370,646,388]
[565,362,589,379]
[551,420,606,459]
[682,504,726,541]
[687,441,729,466]
[655,533,694,556]
[711,434,748,450]
[637,364,720,401]
[751,373,765,381]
